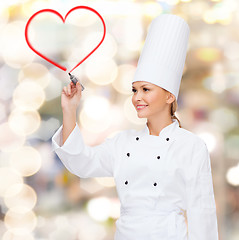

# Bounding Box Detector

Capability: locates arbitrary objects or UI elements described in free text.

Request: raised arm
[52,79,120,178]
[61,81,82,145]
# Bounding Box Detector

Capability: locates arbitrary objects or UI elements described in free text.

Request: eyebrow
[132,84,150,89]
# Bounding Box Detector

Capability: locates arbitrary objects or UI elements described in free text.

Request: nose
[134,91,143,101]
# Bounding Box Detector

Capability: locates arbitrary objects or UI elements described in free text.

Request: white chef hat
[132,14,190,101]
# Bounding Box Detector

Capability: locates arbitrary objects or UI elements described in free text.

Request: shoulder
[176,127,211,170]
[175,126,208,153]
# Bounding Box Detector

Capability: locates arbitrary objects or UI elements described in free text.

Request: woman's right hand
[61,81,82,111]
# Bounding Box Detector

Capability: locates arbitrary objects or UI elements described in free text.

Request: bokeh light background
[0,0,239,239]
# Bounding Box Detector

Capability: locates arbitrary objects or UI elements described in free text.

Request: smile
[136,105,148,110]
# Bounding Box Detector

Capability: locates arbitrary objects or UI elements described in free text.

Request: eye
[143,88,149,91]
[132,88,137,93]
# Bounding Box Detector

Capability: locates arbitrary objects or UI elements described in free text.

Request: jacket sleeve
[186,139,219,240]
[51,122,120,178]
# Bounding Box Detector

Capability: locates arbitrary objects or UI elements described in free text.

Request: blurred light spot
[90,1,141,16]
[112,64,136,95]
[123,96,146,125]
[109,198,120,219]
[203,2,233,25]
[84,33,118,59]
[95,177,116,188]
[13,81,45,111]
[107,106,125,127]
[0,21,34,69]
[4,210,37,234]
[0,168,23,197]
[68,32,118,74]
[87,197,110,221]
[8,109,41,136]
[195,48,221,62]
[2,230,34,240]
[22,0,57,16]
[112,17,143,51]
[65,8,99,27]
[4,184,37,213]
[166,0,180,5]
[79,108,112,133]
[204,63,226,93]
[18,63,51,89]
[197,132,216,153]
[209,107,238,133]
[224,41,239,61]
[3,183,23,198]
[1,0,29,8]
[193,121,223,154]
[83,96,110,120]
[142,2,163,17]
[183,1,208,18]
[226,163,239,186]
[85,57,118,85]
[43,73,63,101]
[0,122,25,152]
[80,179,104,194]
[9,146,42,177]
[118,45,139,63]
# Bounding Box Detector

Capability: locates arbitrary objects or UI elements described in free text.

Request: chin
[137,113,148,118]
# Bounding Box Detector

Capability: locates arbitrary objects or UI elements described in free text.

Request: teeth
[137,105,147,109]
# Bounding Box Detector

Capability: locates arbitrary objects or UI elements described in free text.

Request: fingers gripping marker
[68,73,85,91]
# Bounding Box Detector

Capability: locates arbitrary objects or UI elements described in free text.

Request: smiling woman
[52,14,219,240]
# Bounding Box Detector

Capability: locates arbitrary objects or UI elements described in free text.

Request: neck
[147,116,173,136]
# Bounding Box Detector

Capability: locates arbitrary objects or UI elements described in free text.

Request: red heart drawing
[25,6,106,73]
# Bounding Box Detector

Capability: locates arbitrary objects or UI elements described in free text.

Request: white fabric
[51,119,219,240]
[132,14,190,100]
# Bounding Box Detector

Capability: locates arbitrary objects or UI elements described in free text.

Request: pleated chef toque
[132,14,190,101]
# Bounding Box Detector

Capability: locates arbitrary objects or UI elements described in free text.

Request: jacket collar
[142,118,179,139]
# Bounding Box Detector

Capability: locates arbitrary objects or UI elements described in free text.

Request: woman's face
[131,81,174,119]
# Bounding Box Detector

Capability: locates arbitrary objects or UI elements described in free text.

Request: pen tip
[68,73,71,76]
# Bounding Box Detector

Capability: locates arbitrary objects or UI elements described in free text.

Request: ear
[166,92,176,104]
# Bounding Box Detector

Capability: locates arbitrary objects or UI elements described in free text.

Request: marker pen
[68,73,85,91]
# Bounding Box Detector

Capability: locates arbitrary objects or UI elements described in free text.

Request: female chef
[52,14,219,240]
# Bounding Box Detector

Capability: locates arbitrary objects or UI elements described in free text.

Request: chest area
[115,136,182,173]
[114,137,188,185]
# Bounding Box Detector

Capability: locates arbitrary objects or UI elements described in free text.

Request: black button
[153,182,157,186]
[166,138,169,141]
[136,137,139,141]
[127,153,130,157]
[157,156,160,159]
[125,181,128,185]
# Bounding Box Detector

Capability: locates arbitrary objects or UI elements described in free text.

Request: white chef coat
[51,119,219,240]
